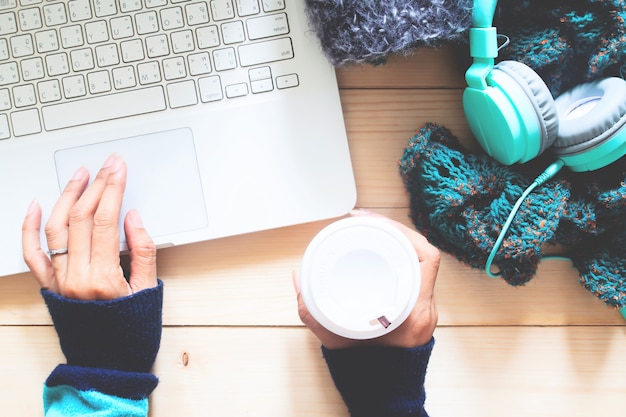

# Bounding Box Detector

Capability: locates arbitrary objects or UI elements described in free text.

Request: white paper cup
[299,216,421,339]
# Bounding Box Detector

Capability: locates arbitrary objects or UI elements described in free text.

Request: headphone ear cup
[463,60,558,165]
[554,77,626,171]
[493,61,559,155]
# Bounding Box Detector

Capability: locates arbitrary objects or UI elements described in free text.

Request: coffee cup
[299,216,421,339]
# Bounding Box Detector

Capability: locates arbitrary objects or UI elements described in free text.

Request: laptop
[0,0,356,277]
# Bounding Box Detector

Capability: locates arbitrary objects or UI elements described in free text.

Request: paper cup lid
[299,217,421,339]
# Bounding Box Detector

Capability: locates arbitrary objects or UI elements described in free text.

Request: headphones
[463,0,626,172]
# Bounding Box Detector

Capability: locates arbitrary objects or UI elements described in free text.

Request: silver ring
[47,248,69,256]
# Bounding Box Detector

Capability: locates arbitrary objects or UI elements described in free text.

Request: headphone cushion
[493,61,559,155]
[554,77,626,155]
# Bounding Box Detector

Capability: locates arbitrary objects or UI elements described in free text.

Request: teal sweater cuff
[322,338,434,417]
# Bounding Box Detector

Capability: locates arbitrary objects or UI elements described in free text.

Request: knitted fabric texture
[495,0,626,96]
[322,338,434,417]
[46,365,159,400]
[304,0,626,82]
[42,280,164,373]
[399,123,626,308]
[303,0,473,66]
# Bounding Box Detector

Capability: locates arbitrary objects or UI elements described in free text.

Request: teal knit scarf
[400,123,626,308]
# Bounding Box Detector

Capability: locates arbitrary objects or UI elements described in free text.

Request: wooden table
[1,47,624,416]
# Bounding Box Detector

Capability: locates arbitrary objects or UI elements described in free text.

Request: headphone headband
[466,0,499,90]
[472,0,497,27]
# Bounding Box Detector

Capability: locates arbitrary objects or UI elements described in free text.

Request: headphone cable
[485,159,565,278]
[484,161,626,321]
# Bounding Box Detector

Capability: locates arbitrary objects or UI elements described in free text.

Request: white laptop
[0,0,356,277]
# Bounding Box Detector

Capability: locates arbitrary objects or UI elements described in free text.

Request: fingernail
[127,208,144,228]
[102,154,124,173]
[26,200,39,216]
[71,166,88,181]
[349,208,372,216]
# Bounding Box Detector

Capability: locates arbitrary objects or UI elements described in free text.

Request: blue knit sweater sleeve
[322,338,434,417]
[41,280,164,417]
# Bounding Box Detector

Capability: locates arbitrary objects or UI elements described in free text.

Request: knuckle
[428,246,441,267]
[63,270,120,300]
[92,209,117,229]
[90,282,112,300]
[131,244,157,264]
[61,282,82,300]
[420,243,441,269]
[422,238,440,257]
[138,243,157,257]
[68,203,91,226]
[44,221,64,242]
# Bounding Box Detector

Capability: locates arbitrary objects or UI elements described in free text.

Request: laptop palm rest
[54,128,208,245]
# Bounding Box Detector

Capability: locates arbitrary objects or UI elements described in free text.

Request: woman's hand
[22,154,157,300]
[295,209,439,349]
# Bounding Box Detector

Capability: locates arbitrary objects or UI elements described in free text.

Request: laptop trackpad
[54,128,208,244]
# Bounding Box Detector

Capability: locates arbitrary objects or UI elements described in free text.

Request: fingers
[291,269,301,294]
[22,201,55,290]
[292,270,357,349]
[405,229,440,287]
[88,155,127,267]
[125,209,158,292]
[67,155,125,270]
[292,270,320,334]
[27,154,152,300]
[44,166,90,280]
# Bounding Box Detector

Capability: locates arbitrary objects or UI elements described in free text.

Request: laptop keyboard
[0,0,298,139]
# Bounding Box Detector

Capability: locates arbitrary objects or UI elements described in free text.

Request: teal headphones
[463,1,626,318]
[463,0,626,172]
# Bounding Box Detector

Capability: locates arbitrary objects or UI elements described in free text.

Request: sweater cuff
[42,280,164,373]
[322,338,434,417]
[45,364,158,400]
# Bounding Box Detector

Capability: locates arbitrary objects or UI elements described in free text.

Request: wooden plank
[2,326,624,417]
[340,88,474,208]
[434,254,623,325]
[151,327,347,416]
[426,326,626,416]
[1,207,622,327]
[336,46,468,90]
[0,326,63,416]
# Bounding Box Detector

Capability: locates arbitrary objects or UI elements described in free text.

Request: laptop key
[11,108,41,136]
[0,114,9,139]
[238,37,293,67]
[166,80,198,107]
[246,13,288,40]
[41,86,167,131]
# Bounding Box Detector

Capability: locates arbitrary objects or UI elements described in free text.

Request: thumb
[124,209,158,292]
[292,270,322,330]
[22,200,56,291]
[292,270,311,324]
